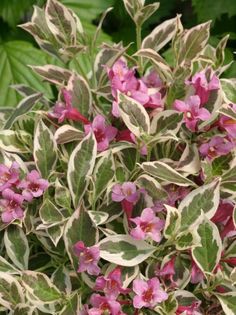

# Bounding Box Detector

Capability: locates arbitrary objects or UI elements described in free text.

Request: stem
[136,23,143,74]
[73,57,88,82]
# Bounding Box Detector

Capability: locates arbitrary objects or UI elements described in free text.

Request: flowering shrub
[0,0,236,314]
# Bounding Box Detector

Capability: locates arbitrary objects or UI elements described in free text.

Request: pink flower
[84,115,117,152]
[174,95,211,131]
[49,89,89,124]
[130,208,164,242]
[133,277,168,309]
[190,261,204,284]
[219,104,236,138]
[176,301,202,315]
[141,71,162,88]
[89,294,125,315]
[186,69,219,105]
[199,136,234,160]
[94,267,130,299]
[73,241,100,276]
[0,189,24,223]
[0,162,20,192]
[18,170,49,202]
[116,129,147,155]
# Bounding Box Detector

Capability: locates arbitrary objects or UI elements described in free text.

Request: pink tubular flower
[89,294,125,315]
[73,241,100,276]
[116,129,147,155]
[84,115,117,152]
[219,104,236,138]
[176,301,202,315]
[186,69,219,105]
[0,189,24,223]
[94,267,130,299]
[190,261,204,284]
[130,208,164,242]
[133,277,168,309]
[49,89,89,124]
[174,95,211,131]
[199,136,234,160]
[18,170,49,202]
[0,162,20,192]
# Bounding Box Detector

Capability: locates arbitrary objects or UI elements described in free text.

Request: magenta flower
[49,89,90,124]
[199,136,234,160]
[133,277,168,309]
[84,115,117,152]
[219,104,236,138]
[94,267,130,299]
[73,241,100,276]
[190,261,204,284]
[89,294,124,315]
[186,69,219,105]
[174,95,211,131]
[0,189,24,223]
[18,170,49,202]
[141,71,162,88]
[176,301,202,315]
[0,162,20,192]
[130,208,164,242]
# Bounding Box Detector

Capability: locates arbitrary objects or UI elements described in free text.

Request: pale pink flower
[186,69,219,105]
[0,189,24,223]
[133,277,168,309]
[73,241,100,276]
[219,104,236,138]
[18,170,49,202]
[130,208,164,242]
[190,261,204,284]
[94,267,130,298]
[89,294,125,315]
[199,136,234,160]
[84,115,117,152]
[174,95,211,131]
[49,89,89,124]
[0,162,20,192]
[176,301,202,315]
[141,71,162,88]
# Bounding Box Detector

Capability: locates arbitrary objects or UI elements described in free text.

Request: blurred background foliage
[0,0,236,107]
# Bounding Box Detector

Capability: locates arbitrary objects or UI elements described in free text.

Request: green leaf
[0,272,24,310]
[63,203,98,269]
[0,130,32,153]
[34,119,58,178]
[215,292,236,315]
[55,178,72,209]
[118,92,150,138]
[141,161,196,186]
[176,231,195,251]
[0,41,53,107]
[134,3,160,26]
[150,110,183,136]
[22,271,61,303]
[221,79,236,103]
[164,205,181,239]
[192,219,222,273]
[136,174,168,200]
[88,211,109,226]
[222,165,236,183]
[99,235,155,267]
[4,225,29,270]
[0,256,19,274]
[67,132,97,208]
[179,180,220,231]
[54,125,84,144]
[52,266,72,294]
[39,199,64,225]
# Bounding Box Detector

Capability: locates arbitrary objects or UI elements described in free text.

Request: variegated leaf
[88,211,109,226]
[0,256,19,274]
[134,2,160,26]
[177,144,201,175]
[0,130,32,153]
[215,292,236,315]
[67,132,97,208]
[31,65,72,85]
[221,78,236,103]
[39,199,64,225]
[136,174,167,200]
[55,178,72,210]
[164,205,181,239]
[150,110,183,136]
[218,103,236,120]
[54,125,84,144]
[0,272,24,310]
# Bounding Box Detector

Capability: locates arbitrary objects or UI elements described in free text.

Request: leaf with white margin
[4,225,29,270]
[179,180,220,231]
[66,73,92,118]
[67,132,97,208]
[52,265,72,294]
[99,235,155,267]
[142,15,181,52]
[221,79,236,103]
[141,161,196,186]
[22,271,61,303]
[34,119,57,178]
[63,203,98,269]
[0,256,19,274]
[164,205,181,239]
[31,64,72,86]
[88,211,109,226]
[218,103,236,120]
[0,130,32,153]
[134,2,160,26]
[215,292,236,315]
[55,178,72,210]
[13,304,37,315]
[150,110,183,136]
[39,198,64,225]
[47,224,64,247]
[177,144,201,175]
[118,92,150,138]
[54,125,84,144]
[192,218,222,273]
[136,174,168,200]
[0,272,24,310]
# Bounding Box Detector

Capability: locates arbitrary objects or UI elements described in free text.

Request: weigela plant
[0,0,236,314]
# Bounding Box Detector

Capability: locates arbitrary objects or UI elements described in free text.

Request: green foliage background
[0,0,235,107]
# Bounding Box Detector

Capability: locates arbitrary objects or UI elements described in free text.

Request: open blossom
[0,162,20,192]
[141,71,162,88]
[88,294,125,315]
[130,208,164,242]
[186,69,219,105]
[18,170,48,202]
[94,267,130,298]
[190,261,204,284]
[84,115,117,152]
[49,89,89,124]
[73,241,100,276]
[199,136,234,160]
[219,103,236,138]
[133,277,168,309]
[0,189,24,223]
[174,95,211,131]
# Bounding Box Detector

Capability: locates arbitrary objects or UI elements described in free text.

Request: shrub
[0,0,236,314]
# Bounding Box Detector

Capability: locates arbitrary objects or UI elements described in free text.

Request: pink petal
[133,279,148,295]
[141,208,155,221]
[197,108,211,120]
[174,100,189,112]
